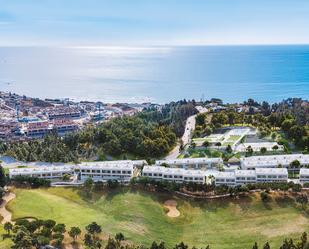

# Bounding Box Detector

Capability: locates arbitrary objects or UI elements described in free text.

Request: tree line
[0,100,198,163]
[3,218,309,249]
[194,98,308,151]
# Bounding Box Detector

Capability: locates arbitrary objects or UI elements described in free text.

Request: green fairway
[5,188,309,249]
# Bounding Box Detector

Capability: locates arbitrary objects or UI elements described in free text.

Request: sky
[0,0,309,46]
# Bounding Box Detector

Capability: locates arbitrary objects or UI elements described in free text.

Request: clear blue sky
[0,0,309,46]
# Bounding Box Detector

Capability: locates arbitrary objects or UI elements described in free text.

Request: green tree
[296,195,308,209]
[68,226,81,242]
[4,222,13,235]
[115,232,125,241]
[272,145,279,151]
[263,242,270,249]
[260,192,270,202]
[53,223,66,234]
[86,222,101,235]
[260,147,267,154]
[226,145,232,153]
[252,242,258,249]
[174,242,188,249]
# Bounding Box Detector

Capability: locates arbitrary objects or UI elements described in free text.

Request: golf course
[1,187,309,249]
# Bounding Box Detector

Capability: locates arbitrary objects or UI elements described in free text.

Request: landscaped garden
[2,187,309,249]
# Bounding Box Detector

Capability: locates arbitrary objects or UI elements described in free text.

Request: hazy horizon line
[0,43,309,49]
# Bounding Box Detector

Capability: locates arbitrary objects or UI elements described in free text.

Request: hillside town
[0,91,157,141]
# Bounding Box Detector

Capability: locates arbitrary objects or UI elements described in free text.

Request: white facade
[214,172,236,186]
[255,168,288,183]
[78,161,135,182]
[299,168,309,184]
[215,168,288,186]
[9,166,74,179]
[155,157,223,169]
[235,142,284,152]
[235,170,256,185]
[142,166,206,184]
[240,154,309,170]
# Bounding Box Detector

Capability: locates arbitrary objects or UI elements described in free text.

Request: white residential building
[142,166,206,184]
[214,172,236,186]
[255,168,288,183]
[235,170,256,185]
[299,168,309,184]
[9,166,74,179]
[78,161,136,182]
[155,157,223,169]
[215,168,288,186]
[235,142,284,153]
[240,154,309,170]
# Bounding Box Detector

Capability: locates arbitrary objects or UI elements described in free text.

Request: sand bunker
[0,192,16,224]
[164,199,180,218]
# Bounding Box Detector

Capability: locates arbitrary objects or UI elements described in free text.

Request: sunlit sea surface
[0,45,308,103]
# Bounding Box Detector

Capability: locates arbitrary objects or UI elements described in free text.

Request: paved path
[165,106,208,160]
[0,192,16,224]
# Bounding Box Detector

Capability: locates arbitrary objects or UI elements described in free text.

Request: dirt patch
[0,192,16,224]
[164,200,180,218]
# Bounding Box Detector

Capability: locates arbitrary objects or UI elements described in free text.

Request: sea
[0,45,308,104]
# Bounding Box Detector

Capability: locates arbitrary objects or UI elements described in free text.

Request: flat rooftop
[241,154,309,166]
[235,170,256,177]
[155,157,223,165]
[9,166,73,174]
[255,168,288,175]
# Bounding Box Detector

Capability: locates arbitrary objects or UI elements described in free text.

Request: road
[0,106,208,165]
[165,106,208,160]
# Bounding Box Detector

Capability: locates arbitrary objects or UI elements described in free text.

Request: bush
[10,176,51,188]
[260,192,270,202]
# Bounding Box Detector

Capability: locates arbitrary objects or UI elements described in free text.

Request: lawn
[4,188,309,249]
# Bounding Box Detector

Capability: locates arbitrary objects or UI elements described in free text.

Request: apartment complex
[299,168,309,184]
[235,142,284,152]
[78,161,136,183]
[142,166,207,184]
[6,157,305,187]
[9,166,74,179]
[214,168,288,186]
[155,157,223,169]
[240,154,309,170]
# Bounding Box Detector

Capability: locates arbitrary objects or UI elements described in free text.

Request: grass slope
[4,188,309,249]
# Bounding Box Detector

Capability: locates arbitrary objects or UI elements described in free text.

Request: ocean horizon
[0,45,308,104]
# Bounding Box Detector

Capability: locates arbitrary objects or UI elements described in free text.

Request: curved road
[165,106,208,160]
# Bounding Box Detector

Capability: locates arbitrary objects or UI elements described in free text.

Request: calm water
[0,45,308,103]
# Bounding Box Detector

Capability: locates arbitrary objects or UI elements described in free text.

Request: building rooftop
[79,161,134,170]
[215,171,235,178]
[155,157,223,166]
[241,154,309,167]
[9,166,73,175]
[235,170,256,177]
[255,168,288,175]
